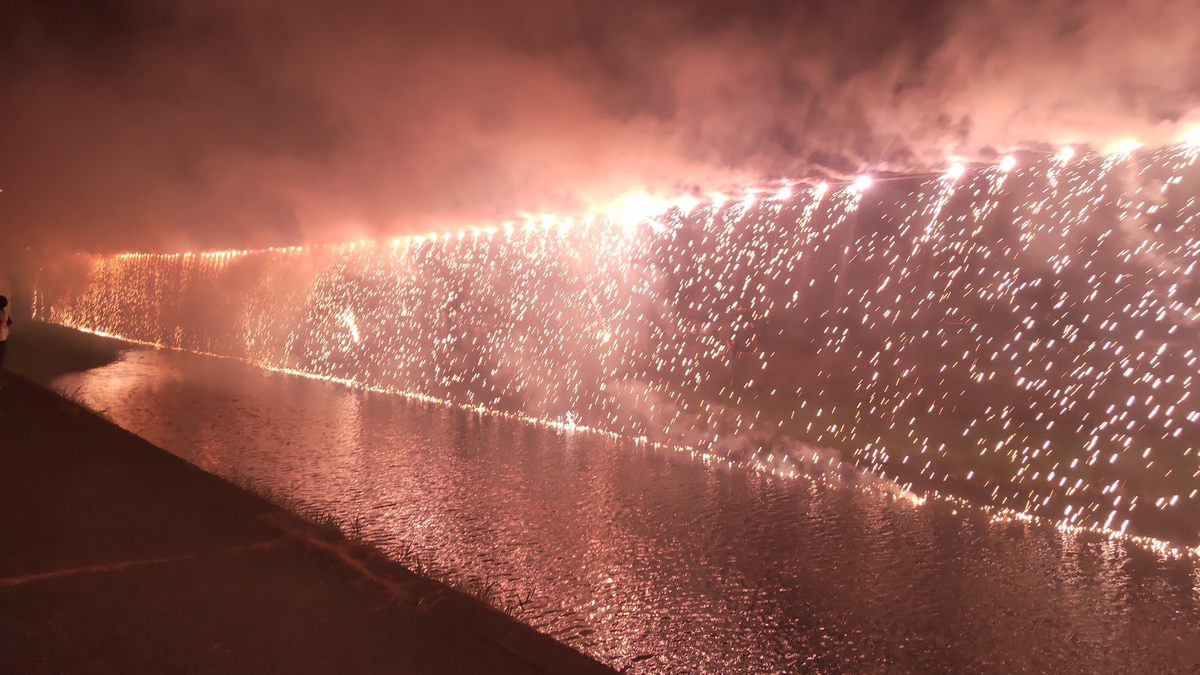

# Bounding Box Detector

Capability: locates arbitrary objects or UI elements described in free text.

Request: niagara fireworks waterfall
[35,142,1200,555]
[10,0,1200,672]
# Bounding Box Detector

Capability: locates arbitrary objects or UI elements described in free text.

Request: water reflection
[53,346,1200,674]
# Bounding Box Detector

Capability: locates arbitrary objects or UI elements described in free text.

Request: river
[26,335,1200,674]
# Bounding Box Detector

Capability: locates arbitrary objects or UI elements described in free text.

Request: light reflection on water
[55,347,1200,674]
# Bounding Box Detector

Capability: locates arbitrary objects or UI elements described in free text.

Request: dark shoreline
[4,320,128,383]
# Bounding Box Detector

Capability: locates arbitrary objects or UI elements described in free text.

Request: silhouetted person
[0,295,10,369]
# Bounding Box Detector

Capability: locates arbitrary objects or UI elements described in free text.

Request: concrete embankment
[0,371,617,675]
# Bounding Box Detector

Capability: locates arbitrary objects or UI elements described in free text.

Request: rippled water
[46,343,1200,674]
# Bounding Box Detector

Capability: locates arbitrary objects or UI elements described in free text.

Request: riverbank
[2,320,128,382]
[0,371,616,675]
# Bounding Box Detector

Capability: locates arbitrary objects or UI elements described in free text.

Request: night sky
[1,0,1198,252]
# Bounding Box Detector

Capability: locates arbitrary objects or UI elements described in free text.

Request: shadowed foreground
[0,372,615,675]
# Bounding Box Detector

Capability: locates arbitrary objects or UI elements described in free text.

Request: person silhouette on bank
[0,295,11,369]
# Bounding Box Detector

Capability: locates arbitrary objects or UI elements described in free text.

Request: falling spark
[35,141,1200,560]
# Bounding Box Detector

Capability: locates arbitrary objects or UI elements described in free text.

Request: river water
[40,339,1200,674]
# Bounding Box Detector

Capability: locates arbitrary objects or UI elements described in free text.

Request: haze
[1,0,1198,252]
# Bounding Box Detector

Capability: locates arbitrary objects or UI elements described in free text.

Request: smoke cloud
[1,0,1198,252]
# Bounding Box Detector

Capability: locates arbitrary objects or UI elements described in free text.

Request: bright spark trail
[34,140,1200,558]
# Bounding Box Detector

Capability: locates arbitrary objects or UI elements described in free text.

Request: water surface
[44,342,1200,674]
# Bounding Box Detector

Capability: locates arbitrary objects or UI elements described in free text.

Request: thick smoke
[1,0,1198,252]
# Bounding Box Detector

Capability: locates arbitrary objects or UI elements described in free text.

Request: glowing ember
[675,195,700,215]
[1115,137,1143,155]
[618,193,671,224]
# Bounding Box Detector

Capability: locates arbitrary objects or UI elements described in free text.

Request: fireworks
[35,141,1200,557]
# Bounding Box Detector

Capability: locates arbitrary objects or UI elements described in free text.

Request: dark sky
[1,0,1197,252]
